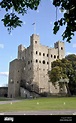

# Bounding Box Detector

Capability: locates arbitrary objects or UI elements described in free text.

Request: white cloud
[50,0,53,3]
[0,84,8,87]
[10,56,13,59]
[73,43,76,48]
[66,52,76,55]
[50,45,53,47]
[0,84,2,87]
[37,10,39,13]
[59,8,66,14]
[23,21,26,25]
[50,21,52,25]
[37,33,39,36]
[0,44,4,49]
[0,72,9,77]
[10,33,12,36]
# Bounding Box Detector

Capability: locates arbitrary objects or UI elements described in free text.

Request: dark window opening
[28,61,30,64]
[4,93,7,97]
[22,57,24,60]
[51,54,52,58]
[47,62,49,64]
[57,55,59,59]
[36,51,38,54]
[39,52,41,55]
[43,60,45,64]
[39,60,41,63]
[43,53,45,56]
[54,55,56,58]
[17,81,19,83]
[47,54,48,57]
[10,94,12,98]
[61,47,63,50]
[36,59,38,63]
[35,41,37,44]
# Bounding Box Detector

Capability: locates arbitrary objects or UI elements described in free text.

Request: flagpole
[32,22,36,34]
[34,22,36,34]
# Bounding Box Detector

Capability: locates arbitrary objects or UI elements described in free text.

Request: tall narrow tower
[54,41,65,59]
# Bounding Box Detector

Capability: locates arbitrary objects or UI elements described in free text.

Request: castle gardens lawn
[0,97,76,112]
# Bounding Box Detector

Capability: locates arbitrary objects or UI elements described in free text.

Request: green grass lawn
[0,97,76,112]
[0,97,12,101]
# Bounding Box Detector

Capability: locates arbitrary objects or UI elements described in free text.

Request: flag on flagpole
[32,22,36,34]
[32,22,35,25]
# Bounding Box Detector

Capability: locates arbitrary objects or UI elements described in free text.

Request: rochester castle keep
[8,34,68,98]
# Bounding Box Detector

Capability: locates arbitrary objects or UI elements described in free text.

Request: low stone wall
[0,87,8,97]
[20,87,30,98]
[20,87,40,98]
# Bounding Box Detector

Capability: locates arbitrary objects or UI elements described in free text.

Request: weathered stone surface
[0,87,8,97]
[8,34,66,98]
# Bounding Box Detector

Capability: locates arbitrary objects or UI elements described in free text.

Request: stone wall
[8,59,25,98]
[8,34,66,98]
[0,87,8,97]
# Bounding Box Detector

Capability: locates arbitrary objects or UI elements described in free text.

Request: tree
[65,54,76,61]
[48,55,76,95]
[53,0,76,42]
[0,0,76,43]
[65,54,76,95]
[0,0,40,33]
[48,66,67,84]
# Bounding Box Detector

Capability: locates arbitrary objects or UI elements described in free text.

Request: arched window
[43,60,45,64]
[61,47,63,50]
[57,56,59,59]
[39,60,41,63]
[47,54,48,57]
[47,62,49,64]
[54,55,56,59]
[35,41,37,44]
[36,59,38,63]
[28,61,30,64]
[36,51,38,54]
[43,53,45,56]
[39,52,41,55]
[51,54,53,58]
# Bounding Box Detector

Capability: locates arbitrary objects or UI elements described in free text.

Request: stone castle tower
[8,34,67,98]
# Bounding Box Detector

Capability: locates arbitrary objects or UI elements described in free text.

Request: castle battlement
[8,34,66,98]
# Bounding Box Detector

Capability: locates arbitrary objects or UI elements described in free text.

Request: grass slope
[0,97,76,112]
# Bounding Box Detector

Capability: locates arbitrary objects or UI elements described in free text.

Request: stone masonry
[8,34,67,98]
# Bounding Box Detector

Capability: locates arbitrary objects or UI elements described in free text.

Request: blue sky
[0,0,76,87]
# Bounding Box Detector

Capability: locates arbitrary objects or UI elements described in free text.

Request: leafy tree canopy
[53,0,76,42]
[48,54,76,94]
[48,66,67,84]
[0,0,40,33]
[65,54,76,61]
[0,0,76,42]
